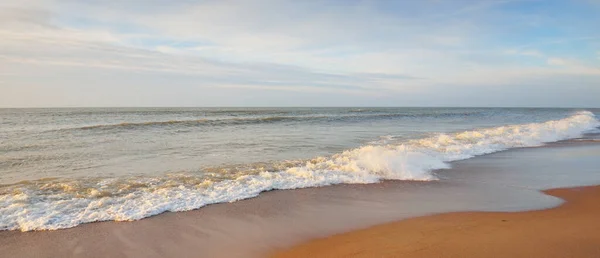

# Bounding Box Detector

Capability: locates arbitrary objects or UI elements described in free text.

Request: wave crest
[67,111,486,132]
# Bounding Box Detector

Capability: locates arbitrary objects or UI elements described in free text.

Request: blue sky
[0,0,599,107]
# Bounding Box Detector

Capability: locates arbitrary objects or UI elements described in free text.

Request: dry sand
[272,185,600,258]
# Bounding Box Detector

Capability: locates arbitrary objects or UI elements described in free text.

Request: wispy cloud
[1,0,599,107]
[505,49,544,57]
[511,36,600,52]
[547,57,568,66]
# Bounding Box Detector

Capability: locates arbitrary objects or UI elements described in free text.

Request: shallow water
[1,107,599,231]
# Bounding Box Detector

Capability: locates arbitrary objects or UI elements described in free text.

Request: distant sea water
[1,107,599,231]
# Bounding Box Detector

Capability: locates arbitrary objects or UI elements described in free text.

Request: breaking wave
[1,111,598,231]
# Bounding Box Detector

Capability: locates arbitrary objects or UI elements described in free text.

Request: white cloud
[544,57,600,75]
[547,57,567,66]
[505,49,544,57]
[0,0,599,107]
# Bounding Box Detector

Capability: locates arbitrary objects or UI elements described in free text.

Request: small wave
[73,117,298,131]
[349,109,366,112]
[570,138,600,142]
[79,119,210,130]
[67,111,486,132]
[1,111,598,231]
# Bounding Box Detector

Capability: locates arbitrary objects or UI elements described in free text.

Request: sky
[0,0,599,107]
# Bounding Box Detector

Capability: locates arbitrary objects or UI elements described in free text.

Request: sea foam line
[0,111,598,231]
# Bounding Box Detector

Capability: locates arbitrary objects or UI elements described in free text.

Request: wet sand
[272,185,600,258]
[1,141,599,258]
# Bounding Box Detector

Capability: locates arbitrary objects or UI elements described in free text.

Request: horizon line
[1,106,598,109]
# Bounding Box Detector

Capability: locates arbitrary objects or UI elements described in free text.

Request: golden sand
[272,185,600,258]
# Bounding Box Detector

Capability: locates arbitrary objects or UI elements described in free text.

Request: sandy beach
[272,185,600,258]
[2,0,599,256]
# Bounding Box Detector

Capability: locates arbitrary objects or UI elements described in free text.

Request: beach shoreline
[1,141,599,258]
[271,185,600,258]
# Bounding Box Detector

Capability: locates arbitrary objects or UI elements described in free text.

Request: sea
[1,107,599,231]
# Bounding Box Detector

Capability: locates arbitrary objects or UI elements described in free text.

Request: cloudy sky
[1,0,599,107]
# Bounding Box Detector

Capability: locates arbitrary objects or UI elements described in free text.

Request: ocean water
[1,108,599,231]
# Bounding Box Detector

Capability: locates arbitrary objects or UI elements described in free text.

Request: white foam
[1,111,598,231]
